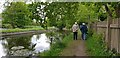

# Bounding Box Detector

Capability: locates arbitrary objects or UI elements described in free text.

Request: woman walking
[72,22,79,40]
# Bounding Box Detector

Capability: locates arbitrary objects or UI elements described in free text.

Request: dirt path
[60,39,88,56]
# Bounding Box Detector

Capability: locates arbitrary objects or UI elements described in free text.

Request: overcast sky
[0,0,5,13]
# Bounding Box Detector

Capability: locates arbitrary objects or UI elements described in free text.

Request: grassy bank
[40,33,73,56]
[86,33,116,56]
[2,26,44,33]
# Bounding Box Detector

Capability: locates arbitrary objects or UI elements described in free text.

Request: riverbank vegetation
[2,26,44,33]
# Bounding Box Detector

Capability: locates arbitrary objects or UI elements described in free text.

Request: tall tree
[2,2,32,28]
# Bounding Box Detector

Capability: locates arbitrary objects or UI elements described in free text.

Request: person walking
[80,23,88,40]
[72,22,79,40]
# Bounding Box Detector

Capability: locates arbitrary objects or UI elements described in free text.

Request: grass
[86,32,116,56]
[40,33,73,56]
[2,26,44,33]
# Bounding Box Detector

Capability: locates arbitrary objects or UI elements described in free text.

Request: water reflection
[6,35,32,50]
[31,34,50,53]
[0,40,7,58]
[0,33,50,57]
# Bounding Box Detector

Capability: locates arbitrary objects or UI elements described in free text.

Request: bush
[2,24,13,29]
[2,2,31,28]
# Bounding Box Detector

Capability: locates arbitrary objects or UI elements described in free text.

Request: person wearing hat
[72,22,79,40]
[80,23,88,40]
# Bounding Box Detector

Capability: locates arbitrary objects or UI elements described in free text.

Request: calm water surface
[0,33,51,58]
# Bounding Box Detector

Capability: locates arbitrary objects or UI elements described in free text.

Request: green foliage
[108,2,120,18]
[77,3,97,23]
[78,2,120,22]
[2,2,119,30]
[40,33,73,56]
[2,24,13,29]
[94,2,120,18]
[44,2,79,29]
[86,33,115,56]
[2,2,32,28]
[28,2,50,29]
[28,2,42,25]
[46,31,56,36]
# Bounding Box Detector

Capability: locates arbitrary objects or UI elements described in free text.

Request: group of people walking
[72,22,88,40]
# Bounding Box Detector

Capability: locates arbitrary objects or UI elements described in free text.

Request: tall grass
[86,33,115,56]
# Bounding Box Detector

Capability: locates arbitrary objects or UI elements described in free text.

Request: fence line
[92,18,120,53]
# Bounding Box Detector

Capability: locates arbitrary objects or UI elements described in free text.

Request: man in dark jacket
[80,23,88,40]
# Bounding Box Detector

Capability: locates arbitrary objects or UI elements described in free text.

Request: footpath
[60,37,88,56]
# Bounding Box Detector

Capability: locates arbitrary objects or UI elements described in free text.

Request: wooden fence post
[118,18,120,53]
[95,22,97,32]
[106,16,112,49]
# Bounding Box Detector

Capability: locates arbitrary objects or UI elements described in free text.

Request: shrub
[2,24,13,29]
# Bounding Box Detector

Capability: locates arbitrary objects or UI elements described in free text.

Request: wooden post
[116,3,120,53]
[106,16,112,49]
[118,18,120,53]
[95,22,97,32]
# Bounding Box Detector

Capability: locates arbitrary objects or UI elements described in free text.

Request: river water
[0,33,51,58]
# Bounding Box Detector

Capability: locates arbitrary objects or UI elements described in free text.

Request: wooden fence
[91,18,120,53]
